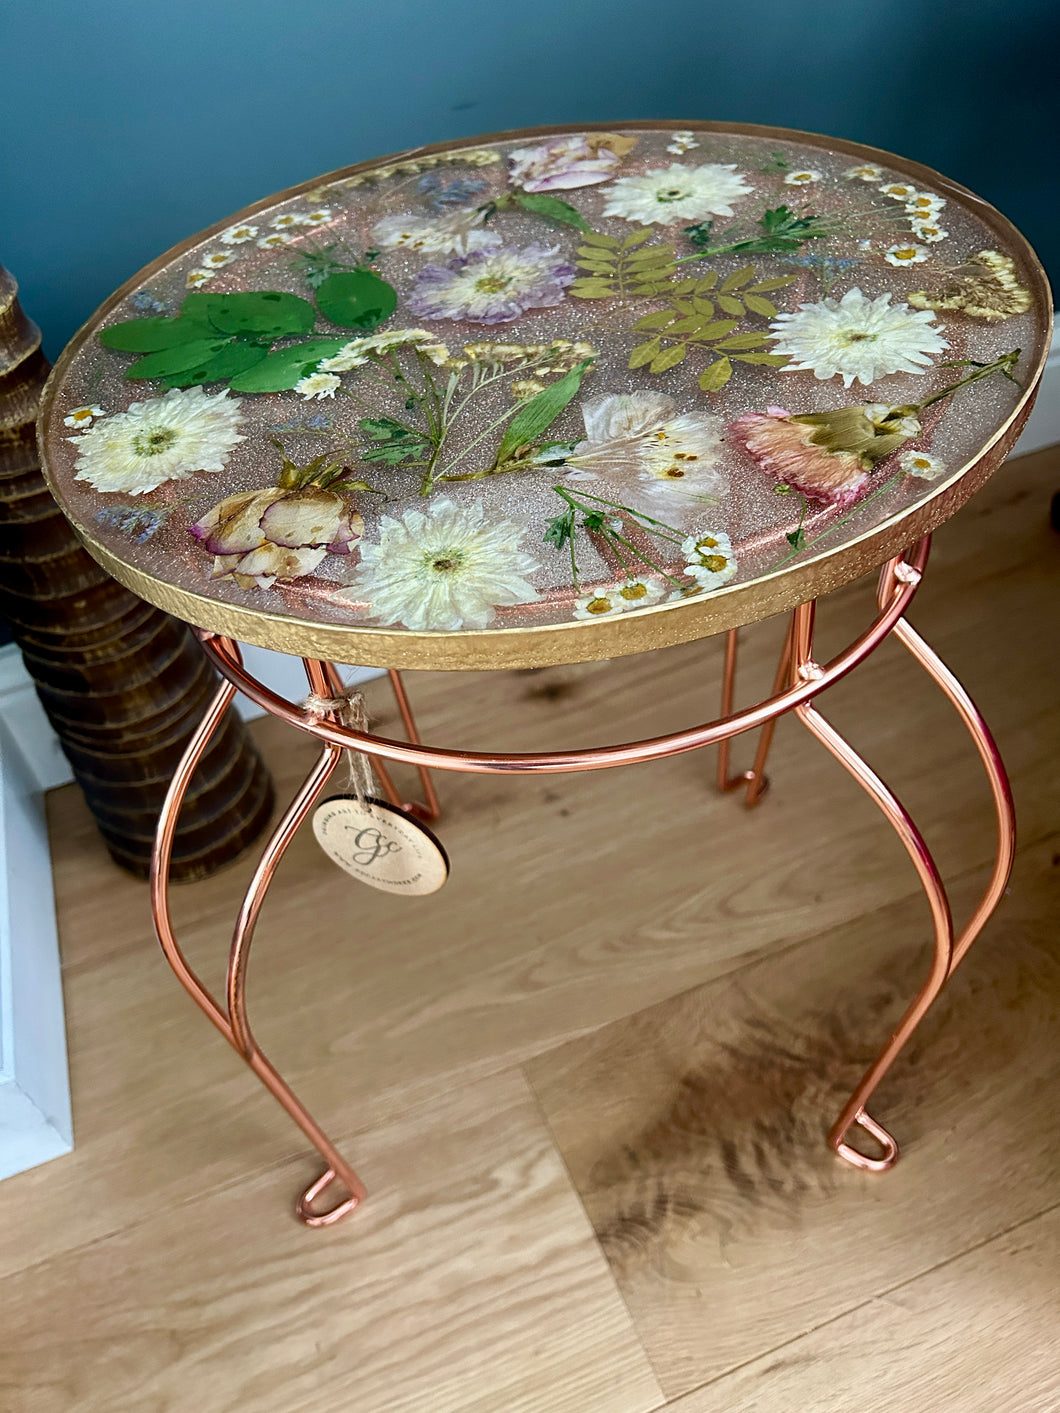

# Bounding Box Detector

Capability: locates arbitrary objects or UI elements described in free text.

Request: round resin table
[38,122,1051,1226]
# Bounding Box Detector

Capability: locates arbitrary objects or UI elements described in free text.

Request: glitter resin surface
[38,123,1050,669]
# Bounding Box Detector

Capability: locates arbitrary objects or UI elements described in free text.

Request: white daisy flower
[665,130,700,154]
[784,168,822,185]
[370,211,502,256]
[843,163,884,182]
[904,192,947,217]
[910,220,948,244]
[602,162,750,224]
[186,268,215,289]
[572,587,626,619]
[884,243,931,266]
[220,223,258,245]
[681,530,737,590]
[563,390,726,502]
[295,372,342,400]
[270,212,308,230]
[319,328,450,373]
[303,208,332,226]
[201,250,236,270]
[768,286,949,388]
[899,450,947,480]
[69,387,244,496]
[878,182,919,202]
[63,405,105,428]
[345,498,540,631]
[612,576,667,608]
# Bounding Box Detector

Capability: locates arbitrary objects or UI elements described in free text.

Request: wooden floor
[2,447,1058,1412]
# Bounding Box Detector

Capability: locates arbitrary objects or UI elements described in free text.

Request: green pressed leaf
[575,259,616,274]
[743,294,779,316]
[670,298,696,316]
[630,279,674,296]
[626,244,677,264]
[204,291,317,338]
[100,316,209,353]
[578,230,620,248]
[667,315,709,335]
[316,270,397,330]
[692,297,716,317]
[125,337,235,379]
[227,338,350,392]
[493,359,592,466]
[513,192,590,231]
[717,295,746,316]
[358,417,432,464]
[694,320,740,340]
[157,342,268,388]
[671,278,699,295]
[714,332,770,350]
[721,265,757,292]
[695,272,719,292]
[734,351,789,365]
[649,344,687,373]
[576,246,617,263]
[628,339,662,369]
[633,310,679,330]
[571,280,616,299]
[747,276,797,293]
[698,358,733,390]
[622,228,655,247]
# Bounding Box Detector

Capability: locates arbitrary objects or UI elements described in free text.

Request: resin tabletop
[38,122,1050,669]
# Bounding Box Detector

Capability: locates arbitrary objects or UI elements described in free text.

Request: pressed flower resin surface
[39,123,1049,668]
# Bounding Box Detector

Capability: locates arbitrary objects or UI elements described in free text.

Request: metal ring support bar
[196,537,930,776]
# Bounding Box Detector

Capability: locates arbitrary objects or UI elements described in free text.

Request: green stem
[772,472,903,569]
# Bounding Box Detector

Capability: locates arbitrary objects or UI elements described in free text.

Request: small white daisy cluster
[572,576,667,619]
[665,130,700,155]
[783,168,822,186]
[341,149,500,188]
[876,180,948,266]
[185,207,333,288]
[681,530,737,590]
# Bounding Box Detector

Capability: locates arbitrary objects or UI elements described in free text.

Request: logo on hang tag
[311,795,449,895]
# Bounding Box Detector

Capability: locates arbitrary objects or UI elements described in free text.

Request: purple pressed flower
[507,136,622,192]
[407,244,576,325]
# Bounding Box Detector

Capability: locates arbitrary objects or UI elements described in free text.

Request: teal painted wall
[2,0,1056,357]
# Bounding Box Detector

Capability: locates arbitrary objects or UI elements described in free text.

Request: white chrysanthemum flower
[69,387,245,496]
[186,268,215,289]
[666,130,700,154]
[681,530,737,590]
[63,405,105,428]
[904,192,946,217]
[256,232,291,249]
[784,168,822,185]
[879,182,918,202]
[295,372,341,400]
[884,243,931,266]
[564,390,726,502]
[910,219,948,244]
[612,576,667,608]
[899,450,947,480]
[220,223,258,245]
[572,587,626,619]
[345,498,540,631]
[602,162,750,224]
[371,211,502,256]
[270,212,308,230]
[319,329,449,373]
[843,163,884,182]
[769,287,949,388]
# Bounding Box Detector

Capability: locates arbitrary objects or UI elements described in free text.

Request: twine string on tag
[304,689,377,808]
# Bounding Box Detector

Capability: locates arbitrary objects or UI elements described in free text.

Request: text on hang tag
[311,795,449,896]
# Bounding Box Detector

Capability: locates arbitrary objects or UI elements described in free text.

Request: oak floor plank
[1,448,1055,1289]
[0,1070,662,1413]
[667,1205,1060,1413]
[526,834,1060,1398]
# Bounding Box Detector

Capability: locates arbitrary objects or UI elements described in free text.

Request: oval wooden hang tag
[311,795,449,896]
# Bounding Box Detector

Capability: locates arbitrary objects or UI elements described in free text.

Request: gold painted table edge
[36,121,1049,1226]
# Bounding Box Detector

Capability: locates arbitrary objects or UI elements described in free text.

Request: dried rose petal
[731,411,869,507]
[327,508,365,555]
[192,488,278,554]
[259,487,345,548]
[234,543,328,587]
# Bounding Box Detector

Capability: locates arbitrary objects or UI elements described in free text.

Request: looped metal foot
[297,1168,363,1228]
[833,1109,900,1172]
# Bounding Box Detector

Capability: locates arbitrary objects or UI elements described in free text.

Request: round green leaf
[125,338,236,379]
[227,338,350,393]
[203,291,317,339]
[157,343,269,388]
[316,271,398,331]
[100,316,209,353]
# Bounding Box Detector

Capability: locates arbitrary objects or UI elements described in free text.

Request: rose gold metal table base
[151,534,1016,1223]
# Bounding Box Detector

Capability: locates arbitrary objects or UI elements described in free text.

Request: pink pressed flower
[507,136,621,193]
[190,485,363,589]
[731,411,870,508]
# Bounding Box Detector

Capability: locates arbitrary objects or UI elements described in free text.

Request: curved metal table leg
[791,565,1017,1170]
[716,619,796,806]
[151,668,369,1228]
